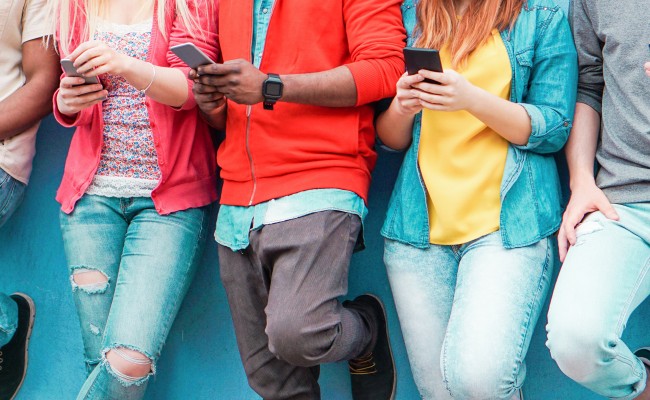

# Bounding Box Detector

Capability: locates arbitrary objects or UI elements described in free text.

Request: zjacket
[217,0,406,206]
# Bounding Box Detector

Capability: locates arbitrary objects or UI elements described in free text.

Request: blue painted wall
[2,2,649,398]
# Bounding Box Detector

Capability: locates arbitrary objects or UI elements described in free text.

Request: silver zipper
[245,105,257,205]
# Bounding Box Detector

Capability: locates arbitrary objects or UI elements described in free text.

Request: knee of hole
[72,270,109,286]
[105,348,152,379]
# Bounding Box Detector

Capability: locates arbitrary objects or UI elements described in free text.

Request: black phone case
[403,47,443,84]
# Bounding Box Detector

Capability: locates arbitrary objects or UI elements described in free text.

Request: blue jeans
[0,168,26,347]
[60,195,209,400]
[384,232,554,399]
[547,203,650,400]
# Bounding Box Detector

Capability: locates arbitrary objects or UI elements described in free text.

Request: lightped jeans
[60,195,210,400]
[547,203,650,400]
[384,231,554,399]
[0,168,26,347]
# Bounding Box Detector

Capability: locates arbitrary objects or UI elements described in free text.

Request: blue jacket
[381,0,578,249]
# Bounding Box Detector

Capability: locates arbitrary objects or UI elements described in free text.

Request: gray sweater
[571,0,650,203]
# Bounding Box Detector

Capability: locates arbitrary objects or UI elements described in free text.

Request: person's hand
[68,40,131,78]
[193,59,266,105]
[189,67,227,116]
[558,179,619,262]
[411,69,478,112]
[644,61,650,78]
[392,72,426,116]
[56,76,107,116]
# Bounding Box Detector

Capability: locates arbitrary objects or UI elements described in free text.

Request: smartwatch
[262,73,283,110]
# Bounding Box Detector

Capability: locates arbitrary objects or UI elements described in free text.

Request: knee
[104,347,153,383]
[443,350,521,399]
[546,318,617,383]
[266,314,331,367]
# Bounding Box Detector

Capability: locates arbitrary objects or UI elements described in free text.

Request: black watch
[262,73,283,110]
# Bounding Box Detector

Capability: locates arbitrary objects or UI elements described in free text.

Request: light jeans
[0,168,26,347]
[384,232,554,400]
[547,203,650,400]
[60,195,210,400]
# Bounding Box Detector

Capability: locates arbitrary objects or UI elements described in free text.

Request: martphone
[403,47,444,84]
[60,59,100,85]
[171,43,216,69]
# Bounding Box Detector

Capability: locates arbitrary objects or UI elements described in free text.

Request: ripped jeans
[59,195,209,400]
[547,203,650,400]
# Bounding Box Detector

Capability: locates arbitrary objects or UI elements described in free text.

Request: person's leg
[260,211,394,400]
[218,211,373,400]
[218,245,321,400]
[383,238,457,400]
[547,203,650,400]
[76,198,209,400]
[60,195,126,373]
[442,232,554,399]
[0,168,33,400]
[0,294,18,348]
[0,167,27,228]
[260,212,370,365]
[0,167,27,345]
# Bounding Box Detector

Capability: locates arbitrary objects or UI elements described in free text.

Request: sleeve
[570,0,604,114]
[342,0,406,106]
[515,7,579,154]
[167,0,220,111]
[21,0,54,43]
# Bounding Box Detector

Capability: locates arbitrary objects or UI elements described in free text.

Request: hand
[193,59,267,105]
[411,69,478,112]
[557,179,619,262]
[645,62,650,78]
[56,76,107,116]
[189,67,227,116]
[392,72,425,116]
[68,40,131,78]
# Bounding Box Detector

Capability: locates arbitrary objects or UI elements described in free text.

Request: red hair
[414,0,524,68]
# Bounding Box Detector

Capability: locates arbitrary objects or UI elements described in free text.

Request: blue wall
[2,2,649,398]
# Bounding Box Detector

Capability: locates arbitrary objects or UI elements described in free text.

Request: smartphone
[60,59,100,85]
[403,47,443,84]
[171,43,216,69]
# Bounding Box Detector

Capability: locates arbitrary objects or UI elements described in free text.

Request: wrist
[464,84,483,113]
[119,55,139,80]
[569,171,597,190]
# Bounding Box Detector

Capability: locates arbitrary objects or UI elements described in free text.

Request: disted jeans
[0,168,27,347]
[60,195,209,400]
[384,231,554,400]
[547,203,650,400]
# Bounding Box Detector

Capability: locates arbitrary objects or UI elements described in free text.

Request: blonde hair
[50,0,212,56]
[415,0,522,68]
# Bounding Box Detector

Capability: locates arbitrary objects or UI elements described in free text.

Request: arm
[0,38,60,140]
[191,0,405,125]
[192,61,358,107]
[556,0,618,262]
[413,69,533,146]
[375,73,424,151]
[557,103,619,261]
[69,41,190,108]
